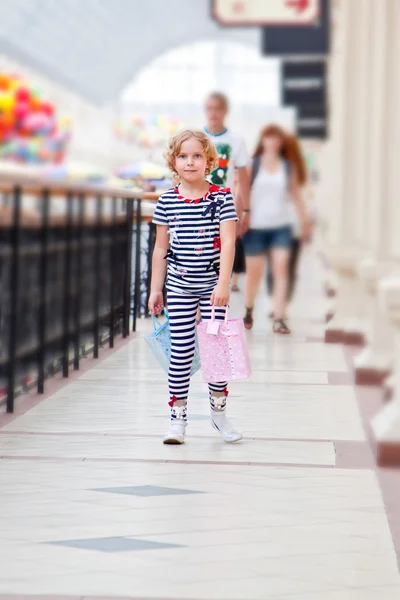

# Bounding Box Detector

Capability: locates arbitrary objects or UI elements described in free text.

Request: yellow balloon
[0,93,15,111]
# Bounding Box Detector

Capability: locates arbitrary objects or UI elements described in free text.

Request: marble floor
[0,248,400,600]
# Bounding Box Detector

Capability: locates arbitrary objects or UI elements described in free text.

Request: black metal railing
[0,173,150,413]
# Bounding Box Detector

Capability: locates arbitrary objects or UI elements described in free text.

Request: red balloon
[16,87,30,102]
[41,101,55,116]
[18,127,30,138]
[15,101,29,121]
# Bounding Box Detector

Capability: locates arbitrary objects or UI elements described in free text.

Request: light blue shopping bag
[145,309,201,376]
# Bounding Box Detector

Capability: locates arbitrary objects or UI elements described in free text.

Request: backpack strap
[250,155,261,187]
[283,159,291,183]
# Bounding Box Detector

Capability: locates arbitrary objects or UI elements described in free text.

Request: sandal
[269,311,288,320]
[244,307,254,330]
[273,319,291,335]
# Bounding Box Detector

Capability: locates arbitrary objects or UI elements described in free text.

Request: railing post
[109,197,117,348]
[6,186,21,413]
[62,193,73,377]
[123,198,134,337]
[132,198,142,333]
[93,194,103,358]
[37,189,50,394]
[73,194,84,370]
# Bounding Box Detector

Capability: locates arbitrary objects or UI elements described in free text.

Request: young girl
[148,129,242,445]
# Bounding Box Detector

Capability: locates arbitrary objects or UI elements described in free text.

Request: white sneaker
[163,420,186,445]
[211,410,243,443]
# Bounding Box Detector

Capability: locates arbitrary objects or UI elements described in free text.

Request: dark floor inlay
[48,536,183,553]
[92,485,204,497]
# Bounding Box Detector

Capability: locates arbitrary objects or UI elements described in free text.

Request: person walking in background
[204,92,250,296]
[242,125,311,335]
[204,92,250,226]
[266,134,311,308]
[148,129,242,445]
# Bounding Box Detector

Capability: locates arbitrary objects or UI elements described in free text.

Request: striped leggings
[167,291,228,420]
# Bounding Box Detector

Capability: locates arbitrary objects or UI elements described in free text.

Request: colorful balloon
[23,112,50,132]
[0,72,71,163]
[29,96,42,111]
[0,74,10,90]
[15,101,30,121]
[0,92,15,112]
[115,113,184,149]
[41,101,55,116]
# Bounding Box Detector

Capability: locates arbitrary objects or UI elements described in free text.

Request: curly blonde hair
[164,129,219,178]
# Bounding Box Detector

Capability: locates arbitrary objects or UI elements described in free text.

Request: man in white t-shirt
[204,92,250,236]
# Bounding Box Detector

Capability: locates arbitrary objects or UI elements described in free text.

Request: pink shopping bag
[197,306,252,383]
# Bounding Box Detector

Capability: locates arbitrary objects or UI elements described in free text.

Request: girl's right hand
[148,291,164,315]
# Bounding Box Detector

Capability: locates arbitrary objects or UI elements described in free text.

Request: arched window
[121,41,280,109]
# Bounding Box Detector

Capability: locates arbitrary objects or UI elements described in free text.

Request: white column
[355,0,398,378]
[324,0,372,343]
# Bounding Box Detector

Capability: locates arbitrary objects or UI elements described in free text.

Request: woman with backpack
[266,134,313,307]
[242,125,311,334]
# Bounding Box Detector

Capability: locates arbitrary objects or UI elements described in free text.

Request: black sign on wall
[296,105,328,139]
[262,0,330,56]
[282,61,326,106]
[281,60,328,139]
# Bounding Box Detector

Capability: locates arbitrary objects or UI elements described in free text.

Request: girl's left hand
[210,282,230,307]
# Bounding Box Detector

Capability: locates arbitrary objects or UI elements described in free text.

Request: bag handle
[211,305,229,324]
[152,308,169,331]
[152,314,162,331]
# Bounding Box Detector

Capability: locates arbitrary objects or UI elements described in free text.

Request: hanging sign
[212,0,320,26]
[262,0,330,55]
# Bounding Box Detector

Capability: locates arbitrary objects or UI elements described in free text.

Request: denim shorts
[243,225,293,256]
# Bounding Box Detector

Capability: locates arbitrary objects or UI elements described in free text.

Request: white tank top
[249,161,291,230]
